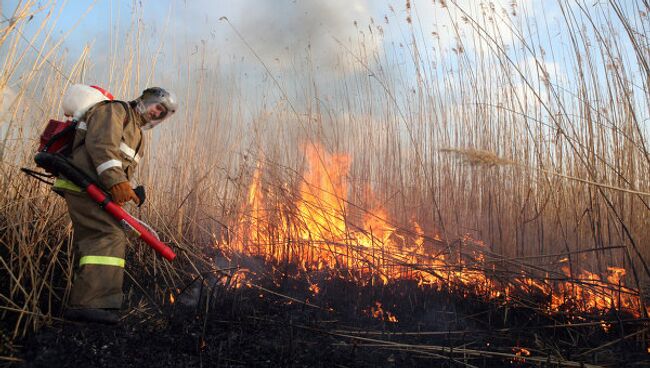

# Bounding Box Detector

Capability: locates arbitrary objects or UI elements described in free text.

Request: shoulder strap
[115,100,131,127]
[92,100,131,127]
[72,100,134,155]
[114,100,143,154]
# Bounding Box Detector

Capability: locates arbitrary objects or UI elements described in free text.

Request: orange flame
[219,143,647,320]
[512,347,531,363]
[367,301,398,323]
[309,283,320,295]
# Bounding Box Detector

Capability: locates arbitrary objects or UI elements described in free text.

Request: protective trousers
[65,191,126,309]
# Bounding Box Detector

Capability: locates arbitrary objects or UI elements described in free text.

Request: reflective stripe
[79,256,125,268]
[119,142,140,163]
[76,121,87,130]
[52,178,82,192]
[96,159,122,175]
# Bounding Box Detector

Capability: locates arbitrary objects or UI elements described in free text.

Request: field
[1,1,649,366]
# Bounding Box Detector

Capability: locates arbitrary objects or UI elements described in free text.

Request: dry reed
[0,0,648,357]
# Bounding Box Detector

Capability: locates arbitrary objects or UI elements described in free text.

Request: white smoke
[164,0,378,76]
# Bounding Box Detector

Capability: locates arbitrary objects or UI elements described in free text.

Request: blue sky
[3,0,647,125]
[4,1,571,71]
[6,1,639,72]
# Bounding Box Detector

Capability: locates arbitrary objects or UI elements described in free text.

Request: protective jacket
[55,100,146,192]
[56,100,146,309]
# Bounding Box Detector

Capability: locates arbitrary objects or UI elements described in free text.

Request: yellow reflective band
[53,178,82,192]
[79,256,125,268]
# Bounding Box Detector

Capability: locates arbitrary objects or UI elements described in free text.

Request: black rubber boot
[63,308,120,325]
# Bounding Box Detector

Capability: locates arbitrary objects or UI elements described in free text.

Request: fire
[367,302,398,323]
[218,143,647,319]
[512,347,531,363]
[600,320,612,333]
[297,144,350,243]
[229,269,250,289]
[606,267,625,285]
[169,292,175,304]
[309,283,320,295]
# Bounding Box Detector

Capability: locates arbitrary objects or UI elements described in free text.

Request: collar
[129,100,147,128]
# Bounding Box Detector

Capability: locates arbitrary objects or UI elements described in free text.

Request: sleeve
[85,102,128,189]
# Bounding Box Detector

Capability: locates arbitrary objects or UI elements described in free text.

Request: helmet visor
[137,87,177,129]
[146,102,168,121]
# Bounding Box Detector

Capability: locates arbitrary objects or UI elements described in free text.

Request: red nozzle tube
[86,184,176,261]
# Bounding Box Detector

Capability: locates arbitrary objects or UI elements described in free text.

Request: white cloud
[395,0,537,52]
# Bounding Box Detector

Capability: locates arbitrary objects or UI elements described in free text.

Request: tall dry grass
[0,1,206,354]
[0,0,649,357]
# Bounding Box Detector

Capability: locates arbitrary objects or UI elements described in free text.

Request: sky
[2,0,647,130]
[2,1,577,82]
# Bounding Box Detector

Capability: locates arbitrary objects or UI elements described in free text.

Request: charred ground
[8,255,650,368]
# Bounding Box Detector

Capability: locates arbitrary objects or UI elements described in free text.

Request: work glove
[133,185,146,207]
[109,181,140,206]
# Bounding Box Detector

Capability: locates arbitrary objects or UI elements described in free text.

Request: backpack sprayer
[33,151,176,261]
[22,84,176,262]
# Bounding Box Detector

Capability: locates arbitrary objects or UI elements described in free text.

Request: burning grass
[1,0,650,366]
[218,143,648,320]
[15,258,648,367]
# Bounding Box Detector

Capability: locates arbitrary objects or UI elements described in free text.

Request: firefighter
[56,87,178,324]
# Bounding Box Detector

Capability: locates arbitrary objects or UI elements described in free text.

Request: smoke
[161,0,377,77]
[0,87,17,124]
[233,0,374,73]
